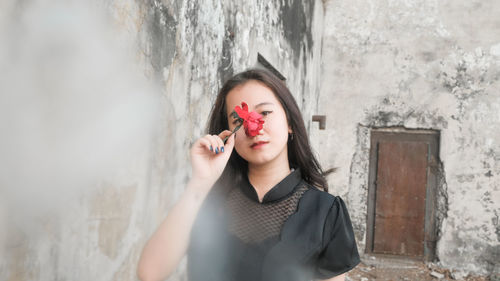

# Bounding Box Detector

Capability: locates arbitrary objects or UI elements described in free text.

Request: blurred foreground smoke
[0,0,158,248]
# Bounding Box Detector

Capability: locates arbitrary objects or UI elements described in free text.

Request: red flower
[234,102,265,137]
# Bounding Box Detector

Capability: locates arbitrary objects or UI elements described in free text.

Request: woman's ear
[288,125,292,134]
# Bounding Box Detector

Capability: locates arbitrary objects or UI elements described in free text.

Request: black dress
[187,168,360,281]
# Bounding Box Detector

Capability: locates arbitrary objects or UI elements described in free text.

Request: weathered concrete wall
[0,0,323,280]
[318,0,500,277]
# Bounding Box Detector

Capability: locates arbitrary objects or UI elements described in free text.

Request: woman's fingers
[200,134,215,153]
[198,137,212,151]
[197,131,234,155]
[206,135,219,154]
[206,135,218,153]
[214,134,224,153]
[200,135,212,151]
[202,134,222,154]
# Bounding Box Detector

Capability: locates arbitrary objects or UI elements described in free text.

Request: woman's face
[226,80,292,167]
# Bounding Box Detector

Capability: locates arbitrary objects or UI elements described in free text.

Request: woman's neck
[247,162,291,202]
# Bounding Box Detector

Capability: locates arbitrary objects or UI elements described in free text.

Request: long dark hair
[207,68,329,192]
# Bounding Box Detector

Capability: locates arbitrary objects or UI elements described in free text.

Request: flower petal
[241,102,248,112]
[248,111,263,119]
[247,122,257,130]
[234,105,248,119]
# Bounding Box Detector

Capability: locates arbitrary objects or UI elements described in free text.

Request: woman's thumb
[225,132,235,147]
[219,130,235,148]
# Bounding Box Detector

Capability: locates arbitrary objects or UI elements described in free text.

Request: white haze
[0,0,159,247]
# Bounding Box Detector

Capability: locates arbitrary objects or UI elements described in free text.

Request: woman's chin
[243,154,272,166]
[240,145,288,167]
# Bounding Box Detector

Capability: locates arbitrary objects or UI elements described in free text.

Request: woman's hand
[189,130,235,189]
[138,131,235,281]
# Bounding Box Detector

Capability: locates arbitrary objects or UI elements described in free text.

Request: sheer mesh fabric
[225,183,309,244]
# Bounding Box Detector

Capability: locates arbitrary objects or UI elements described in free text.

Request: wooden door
[366,129,439,260]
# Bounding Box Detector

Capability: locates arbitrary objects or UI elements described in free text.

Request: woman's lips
[251,141,269,149]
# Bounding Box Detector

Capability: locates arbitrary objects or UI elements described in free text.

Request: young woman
[137,69,360,281]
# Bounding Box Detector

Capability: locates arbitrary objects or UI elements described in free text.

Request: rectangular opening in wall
[365,128,440,261]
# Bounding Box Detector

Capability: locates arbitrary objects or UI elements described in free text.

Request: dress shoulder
[306,191,361,278]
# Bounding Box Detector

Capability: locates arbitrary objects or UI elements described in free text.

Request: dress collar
[240,168,302,203]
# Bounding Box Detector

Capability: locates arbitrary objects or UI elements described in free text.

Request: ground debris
[347,256,490,281]
[431,271,445,279]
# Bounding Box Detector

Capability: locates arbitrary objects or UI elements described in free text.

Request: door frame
[365,128,440,261]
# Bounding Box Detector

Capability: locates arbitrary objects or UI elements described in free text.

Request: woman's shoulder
[295,181,348,218]
[301,181,342,204]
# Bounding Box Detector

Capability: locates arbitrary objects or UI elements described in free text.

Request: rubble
[431,271,445,279]
[347,256,490,281]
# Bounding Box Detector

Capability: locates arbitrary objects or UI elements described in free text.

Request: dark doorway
[366,128,439,261]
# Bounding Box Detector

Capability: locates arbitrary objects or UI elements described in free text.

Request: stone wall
[318,0,500,277]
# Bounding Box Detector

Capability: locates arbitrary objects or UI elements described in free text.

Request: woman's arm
[137,179,211,281]
[321,273,345,281]
[137,131,235,281]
